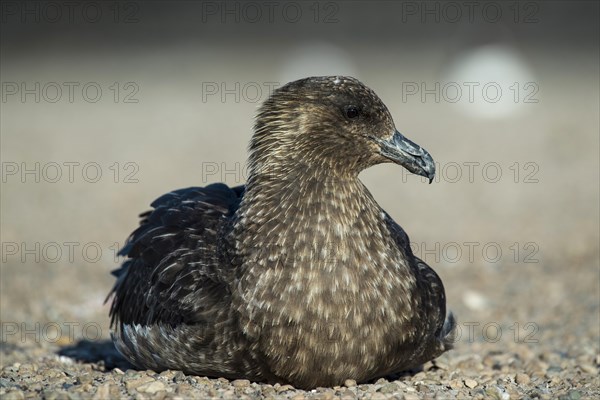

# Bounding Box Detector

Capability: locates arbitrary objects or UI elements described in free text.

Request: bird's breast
[229,183,421,384]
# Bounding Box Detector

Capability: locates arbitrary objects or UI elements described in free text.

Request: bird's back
[108,183,268,379]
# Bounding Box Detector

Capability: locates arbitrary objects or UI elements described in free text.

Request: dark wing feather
[108,183,244,328]
[383,214,450,340]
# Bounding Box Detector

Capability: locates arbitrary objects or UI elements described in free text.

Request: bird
[108,76,455,390]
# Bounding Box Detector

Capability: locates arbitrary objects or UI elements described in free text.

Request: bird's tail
[440,311,457,350]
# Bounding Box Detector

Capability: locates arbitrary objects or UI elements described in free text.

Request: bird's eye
[345,106,360,119]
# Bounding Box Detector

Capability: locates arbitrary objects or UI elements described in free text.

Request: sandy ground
[1,3,599,398]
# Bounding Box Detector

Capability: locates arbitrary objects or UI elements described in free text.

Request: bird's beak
[373,130,436,183]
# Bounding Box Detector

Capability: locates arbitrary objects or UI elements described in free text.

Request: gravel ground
[2,251,598,399]
[2,3,599,399]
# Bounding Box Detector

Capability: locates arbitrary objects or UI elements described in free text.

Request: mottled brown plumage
[108,76,455,389]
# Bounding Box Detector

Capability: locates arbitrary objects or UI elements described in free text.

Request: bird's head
[250,76,435,182]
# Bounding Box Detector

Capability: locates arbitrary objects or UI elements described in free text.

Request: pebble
[3,391,25,400]
[92,383,110,400]
[379,383,399,393]
[515,373,530,384]
[464,379,478,389]
[317,390,334,400]
[449,379,463,390]
[41,390,69,400]
[369,393,388,400]
[339,389,356,399]
[76,374,93,385]
[125,376,155,391]
[136,380,166,394]
[579,364,596,374]
[232,379,251,388]
[344,379,357,387]
[275,384,294,393]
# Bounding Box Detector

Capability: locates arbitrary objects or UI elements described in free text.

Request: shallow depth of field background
[1,0,598,376]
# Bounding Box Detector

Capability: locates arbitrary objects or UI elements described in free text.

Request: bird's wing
[383,214,450,339]
[108,183,244,329]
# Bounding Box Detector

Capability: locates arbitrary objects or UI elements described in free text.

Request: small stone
[0,378,13,388]
[3,391,25,400]
[464,378,478,389]
[417,383,430,393]
[173,371,186,382]
[318,391,334,400]
[579,364,597,374]
[369,393,387,400]
[412,371,427,380]
[176,384,196,397]
[291,394,305,400]
[261,386,276,397]
[76,374,93,385]
[275,384,294,393]
[159,370,176,379]
[136,380,166,394]
[125,376,155,391]
[344,379,357,387]
[92,384,110,400]
[404,393,420,400]
[18,364,33,373]
[339,389,357,399]
[433,359,449,370]
[79,383,93,392]
[232,379,251,388]
[379,383,398,394]
[449,379,463,390]
[515,373,530,384]
[41,390,69,400]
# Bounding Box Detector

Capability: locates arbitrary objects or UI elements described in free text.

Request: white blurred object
[443,45,536,119]
[278,42,358,83]
[462,290,490,311]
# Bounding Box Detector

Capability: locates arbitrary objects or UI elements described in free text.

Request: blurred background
[1,0,598,369]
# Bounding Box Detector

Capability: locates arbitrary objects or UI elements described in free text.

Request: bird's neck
[233,163,389,265]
